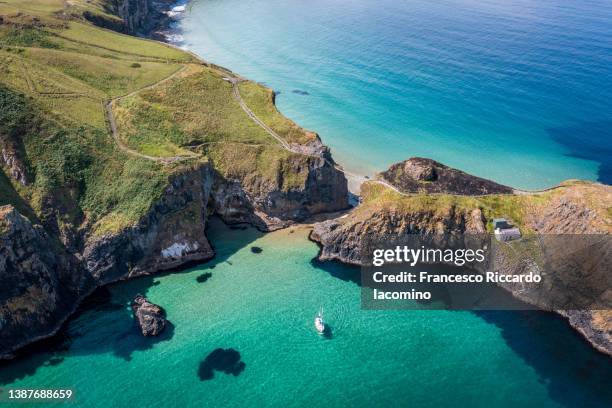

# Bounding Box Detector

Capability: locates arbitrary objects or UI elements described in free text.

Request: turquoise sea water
[2,219,611,407]
[179,0,612,189]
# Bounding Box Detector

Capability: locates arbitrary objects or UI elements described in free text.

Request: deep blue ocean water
[179,0,612,189]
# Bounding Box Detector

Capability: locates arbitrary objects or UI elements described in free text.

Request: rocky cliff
[0,206,83,357]
[379,157,513,195]
[81,0,171,35]
[0,0,349,358]
[1,149,347,358]
[82,164,216,285]
[311,159,611,355]
[211,147,348,230]
[118,0,152,33]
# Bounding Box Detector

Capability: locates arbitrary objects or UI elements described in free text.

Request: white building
[493,218,521,242]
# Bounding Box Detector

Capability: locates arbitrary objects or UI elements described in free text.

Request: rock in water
[131,295,167,336]
[379,157,513,195]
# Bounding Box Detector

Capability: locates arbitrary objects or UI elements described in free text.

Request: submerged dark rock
[196,272,212,283]
[131,295,167,337]
[250,246,263,254]
[198,348,246,381]
[292,90,310,95]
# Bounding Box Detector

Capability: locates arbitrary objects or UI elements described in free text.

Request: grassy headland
[357,179,610,233]
[0,0,320,235]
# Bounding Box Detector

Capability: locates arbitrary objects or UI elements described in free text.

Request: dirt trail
[98,41,553,197]
[104,64,199,163]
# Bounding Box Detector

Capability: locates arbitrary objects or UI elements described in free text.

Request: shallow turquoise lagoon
[180,0,612,189]
[1,219,611,407]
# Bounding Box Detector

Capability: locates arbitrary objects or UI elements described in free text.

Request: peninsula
[0,0,348,358]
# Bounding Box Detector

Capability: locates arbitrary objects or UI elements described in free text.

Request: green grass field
[113,65,277,154]
[358,179,609,233]
[0,0,318,234]
[238,81,319,145]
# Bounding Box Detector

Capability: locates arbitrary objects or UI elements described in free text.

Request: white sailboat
[314,306,326,334]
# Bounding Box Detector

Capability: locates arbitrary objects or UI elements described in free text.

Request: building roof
[495,227,521,235]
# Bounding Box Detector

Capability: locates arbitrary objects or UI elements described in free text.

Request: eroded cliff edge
[1,143,348,359]
[0,2,348,358]
[311,158,612,356]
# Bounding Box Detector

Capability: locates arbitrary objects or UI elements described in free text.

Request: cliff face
[1,150,348,358]
[83,165,216,285]
[0,206,83,356]
[82,0,164,34]
[118,0,152,33]
[312,205,486,266]
[311,159,611,355]
[212,148,348,230]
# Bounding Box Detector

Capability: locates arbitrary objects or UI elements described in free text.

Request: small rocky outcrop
[0,137,29,186]
[131,294,166,336]
[379,157,513,195]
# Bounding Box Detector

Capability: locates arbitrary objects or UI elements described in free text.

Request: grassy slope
[0,0,190,235]
[111,62,313,190]
[112,65,275,155]
[238,81,319,145]
[358,180,611,233]
[0,0,316,236]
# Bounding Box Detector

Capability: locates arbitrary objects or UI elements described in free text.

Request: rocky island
[312,158,611,355]
[132,294,167,336]
[379,157,513,195]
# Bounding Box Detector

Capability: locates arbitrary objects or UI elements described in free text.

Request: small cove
[1,219,611,407]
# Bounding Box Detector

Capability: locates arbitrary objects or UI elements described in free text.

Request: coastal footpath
[0,0,348,358]
[311,158,611,355]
